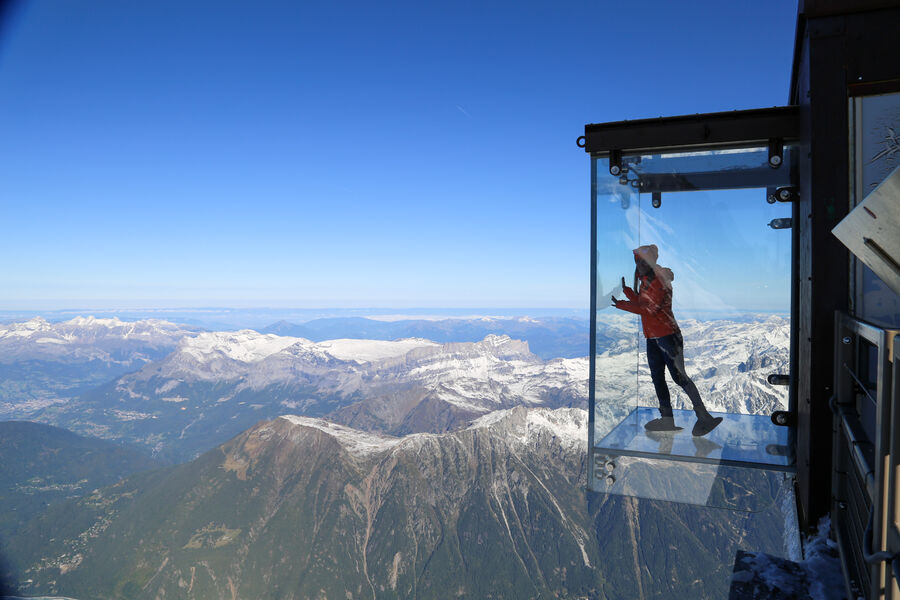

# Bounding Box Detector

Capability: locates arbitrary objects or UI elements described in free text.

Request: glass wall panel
[633,187,791,421]
[592,156,642,442]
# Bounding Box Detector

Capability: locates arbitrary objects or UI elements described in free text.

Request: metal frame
[582,106,800,156]
[885,353,900,598]
[832,311,899,600]
[595,445,797,474]
[587,157,597,460]
[630,168,792,194]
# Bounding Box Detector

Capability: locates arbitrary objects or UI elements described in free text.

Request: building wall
[791,0,900,531]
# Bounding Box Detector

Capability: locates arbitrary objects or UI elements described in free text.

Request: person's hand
[621,276,627,290]
[611,295,619,306]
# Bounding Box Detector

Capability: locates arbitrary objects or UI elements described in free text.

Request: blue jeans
[646,332,707,418]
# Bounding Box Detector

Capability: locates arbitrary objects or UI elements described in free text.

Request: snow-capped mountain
[0,316,197,363]
[0,316,199,418]
[65,331,590,460]
[129,331,586,416]
[121,330,575,406]
[6,314,788,462]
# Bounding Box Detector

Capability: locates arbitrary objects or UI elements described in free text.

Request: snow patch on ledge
[730,515,845,600]
[803,516,845,600]
[278,415,402,456]
[316,338,439,362]
[180,331,304,363]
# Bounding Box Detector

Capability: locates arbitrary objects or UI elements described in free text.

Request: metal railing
[832,311,899,600]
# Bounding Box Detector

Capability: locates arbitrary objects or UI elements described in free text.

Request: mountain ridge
[2,406,788,599]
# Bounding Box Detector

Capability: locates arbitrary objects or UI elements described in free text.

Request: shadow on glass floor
[598,407,793,469]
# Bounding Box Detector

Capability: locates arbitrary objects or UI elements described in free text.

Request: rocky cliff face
[5,407,788,600]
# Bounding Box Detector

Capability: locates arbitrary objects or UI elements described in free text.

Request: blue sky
[0,1,798,310]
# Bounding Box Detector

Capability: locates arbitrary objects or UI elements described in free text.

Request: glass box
[589,146,797,509]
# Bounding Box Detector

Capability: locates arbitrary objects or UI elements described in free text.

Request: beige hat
[633,244,658,267]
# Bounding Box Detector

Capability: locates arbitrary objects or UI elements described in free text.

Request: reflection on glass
[593,157,641,442]
[611,244,722,437]
[592,455,787,513]
[851,92,900,327]
[618,145,796,192]
[596,407,792,469]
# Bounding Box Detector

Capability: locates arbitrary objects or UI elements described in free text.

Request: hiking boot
[692,415,723,437]
[644,417,681,432]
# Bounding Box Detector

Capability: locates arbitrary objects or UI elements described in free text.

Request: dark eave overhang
[791,0,900,103]
[799,0,900,18]
[581,106,800,155]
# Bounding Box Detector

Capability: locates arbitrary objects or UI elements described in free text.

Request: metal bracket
[863,506,899,564]
[771,410,794,427]
[768,137,784,168]
[609,149,623,176]
[775,186,798,202]
[768,218,792,230]
[768,374,790,385]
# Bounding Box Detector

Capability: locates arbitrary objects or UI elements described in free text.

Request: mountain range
[2,314,790,463]
[0,317,198,419]
[2,407,789,600]
[0,313,794,598]
[28,332,586,462]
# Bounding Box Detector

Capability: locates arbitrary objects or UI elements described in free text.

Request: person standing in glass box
[611,244,722,436]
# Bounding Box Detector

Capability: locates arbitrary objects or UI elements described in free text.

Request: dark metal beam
[800,0,900,18]
[582,106,801,155]
[634,168,790,194]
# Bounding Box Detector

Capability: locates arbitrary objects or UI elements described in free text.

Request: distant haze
[0,307,589,331]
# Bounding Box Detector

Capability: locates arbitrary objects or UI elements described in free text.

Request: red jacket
[614,270,679,339]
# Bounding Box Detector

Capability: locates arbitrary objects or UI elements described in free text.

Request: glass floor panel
[595,407,794,471]
[589,450,793,511]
